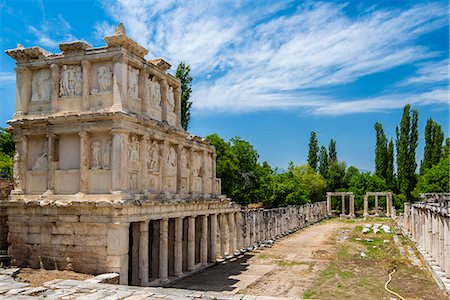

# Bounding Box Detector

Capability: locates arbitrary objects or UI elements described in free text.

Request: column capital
[78,131,90,138]
[110,128,129,135]
[81,59,91,68]
[112,55,128,64]
[50,63,60,71]
[15,66,30,74]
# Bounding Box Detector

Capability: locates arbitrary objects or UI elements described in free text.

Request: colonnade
[126,202,328,286]
[363,192,394,219]
[326,192,355,218]
[402,195,450,282]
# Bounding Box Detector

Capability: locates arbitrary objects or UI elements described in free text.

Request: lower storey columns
[228,212,236,255]
[187,216,196,271]
[208,214,217,263]
[174,217,183,277]
[139,221,149,286]
[200,215,208,266]
[159,218,169,283]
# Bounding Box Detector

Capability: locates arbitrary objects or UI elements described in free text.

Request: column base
[10,189,24,195]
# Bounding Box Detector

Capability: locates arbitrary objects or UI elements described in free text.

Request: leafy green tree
[175,62,193,131]
[267,171,309,207]
[413,157,449,196]
[0,128,14,178]
[348,173,387,210]
[328,139,337,163]
[326,161,346,191]
[291,165,326,202]
[396,104,419,201]
[318,145,328,178]
[343,165,360,187]
[374,122,388,179]
[421,118,444,173]
[445,138,450,159]
[307,131,319,171]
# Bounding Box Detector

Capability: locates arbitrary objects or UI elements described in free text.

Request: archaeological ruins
[2,24,327,286]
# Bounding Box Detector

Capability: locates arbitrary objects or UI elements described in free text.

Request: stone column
[174,87,182,129]
[160,79,168,123]
[349,194,355,218]
[235,212,242,252]
[15,67,32,116]
[112,55,127,110]
[50,64,60,113]
[374,195,379,214]
[341,194,345,216]
[141,135,149,193]
[187,216,196,271]
[160,141,168,194]
[45,133,57,194]
[200,215,208,266]
[326,194,331,216]
[386,195,391,216]
[81,60,91,110]
[176,145,183,194]
[364,194,369,219]
[219,214,227,258]
[139,221,149,286]
[106,223,129,285]
[209,214,217,263]
[159,218,169,283]
[211,153,217,195]
[444,216,450,279]
[189,149,195,195]
[201,150,208,195]
[439,215,445,270]
[138,68,148,115]
[174,217,183,277]
[78,131,90,194]
[427,210,432,255]
[228,212,236,255]
[11,136,26,194]
[111,129,129,193]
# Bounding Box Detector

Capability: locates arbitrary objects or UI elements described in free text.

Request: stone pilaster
[50,64,60,113]
[200,215,208,266]
[209,214,217,263]
[211,153,217,195]
[187,216,195,271]
[160,79,168,123]
[78,131,90,194]
[174,217,183,276]
[15,67,32,116]
[189,149,195,195]
[112,55,128,111]
[81,60,91,110]
[111,129,129,193]
[138,68,149,115]
[160,141,168,194]
[201,150,207,196]
[106,223,129,285]
[141,135,149,193]
[159,218,168,283]
[12,136,27,194]
[45,133,57,194]
[174,87,182,129]
[139,221,149,286]
[176,145,182,194]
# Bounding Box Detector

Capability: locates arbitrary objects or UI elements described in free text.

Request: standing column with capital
[138,68,149,115]
[176,145,183,194]
[112,55,127,111]
[159,218,169,283]
[45,133,57,194]
[50,64,59,113]
[187,216,196,271]
[139,221,149,286]
[15,67,32,116]
[200,215,208,266]
[174,217,183,276]
[160,80,168,123]
[174,87,182,129]
[81,60,91,110]
[141,135,149,193]
[209,214,217,263]
[111,129,129,193]
[79,131,90,194]
[160,141,168,194]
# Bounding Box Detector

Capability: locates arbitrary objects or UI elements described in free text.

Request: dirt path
[171,220,348,297]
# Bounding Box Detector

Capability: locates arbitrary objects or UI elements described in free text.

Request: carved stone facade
[3,23,328,287]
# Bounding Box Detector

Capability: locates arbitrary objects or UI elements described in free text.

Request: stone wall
[0,179,13,251]
[402,194,450,287]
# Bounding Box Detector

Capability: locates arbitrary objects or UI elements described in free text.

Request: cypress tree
[396,104,419,200]
[386,139,395,190]
[329,139,337,163]
[318,145,328,177]
[374,122,388,179]
[307,131,319,171]
[175,62,193,131]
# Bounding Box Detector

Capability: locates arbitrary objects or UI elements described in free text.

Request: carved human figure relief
[96,66,113,93]
[129,135,140,163]
[167,146,176,168]
[146,76,161,106]
[147,141,159,171]
[32,142,48,171]
[31,68,51,101]
[167,86,175,112]
[102,141,112,169]
[60,65,82,96]
[181,148,188,169]
[127,66,138,97]
[91,140,103,169]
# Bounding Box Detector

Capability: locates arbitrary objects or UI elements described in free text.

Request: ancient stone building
[3,24,328,286]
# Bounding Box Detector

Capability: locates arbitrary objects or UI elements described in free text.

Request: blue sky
[0,0,449,172]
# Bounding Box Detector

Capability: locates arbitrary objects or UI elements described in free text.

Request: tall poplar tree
[386,139,395,190]
[374,122,388,179]
[307,131,319,171]
[421,118,444,173]
[328,139,337,163]
[318,145,328,178]
[396,104,419,200]
[175,62,193,131]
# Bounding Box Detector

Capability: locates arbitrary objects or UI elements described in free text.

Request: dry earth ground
[172,219,448,299]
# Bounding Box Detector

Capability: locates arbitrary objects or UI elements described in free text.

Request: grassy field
[303,218,448,300]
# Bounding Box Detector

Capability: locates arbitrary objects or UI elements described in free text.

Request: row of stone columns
[363,193,393,219]
[403,202,450,280]
[326,193,355,218]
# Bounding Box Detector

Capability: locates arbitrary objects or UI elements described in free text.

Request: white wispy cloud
[99,1,448,115]
[27,14,78,49]
[0,72,15,82]
[401,58,448,86]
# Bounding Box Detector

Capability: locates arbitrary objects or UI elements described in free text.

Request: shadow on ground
[169,253,255,292]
